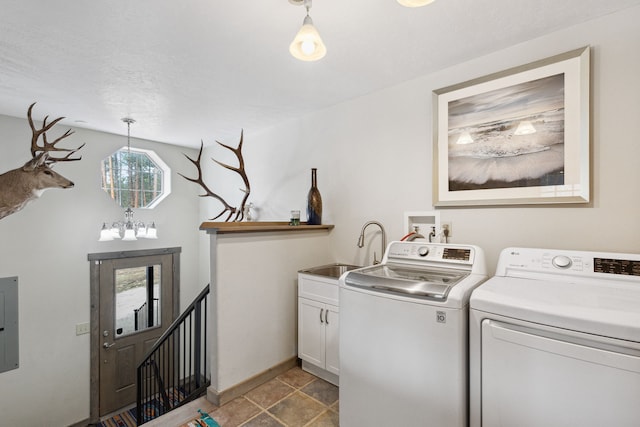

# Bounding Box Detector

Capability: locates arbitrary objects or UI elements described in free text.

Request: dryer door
[480,319,640,427]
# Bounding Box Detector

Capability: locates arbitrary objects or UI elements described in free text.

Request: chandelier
[99,118,158,241]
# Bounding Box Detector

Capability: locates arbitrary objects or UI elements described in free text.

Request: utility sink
[299,263,361,279]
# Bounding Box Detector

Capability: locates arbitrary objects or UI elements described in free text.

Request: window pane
[100,147,171,209]
[114,265,161,337]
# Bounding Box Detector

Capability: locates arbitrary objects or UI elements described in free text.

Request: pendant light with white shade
[289,0,327,61]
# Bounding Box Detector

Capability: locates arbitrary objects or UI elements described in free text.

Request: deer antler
[212,130,251,219]
[179,131,251,222]
[179,141,238,222]
[28,102,85,164]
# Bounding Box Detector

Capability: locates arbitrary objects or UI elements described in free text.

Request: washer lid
[344,263,469,300]
[470,276,640,342]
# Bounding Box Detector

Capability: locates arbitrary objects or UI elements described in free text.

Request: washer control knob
[418,246,429,257]
[552,255,572,269]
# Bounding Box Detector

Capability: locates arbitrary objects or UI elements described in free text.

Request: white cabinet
[298,273,340,385]
[298,298,339,373]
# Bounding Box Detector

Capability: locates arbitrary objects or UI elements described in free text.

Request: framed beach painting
[432,46,590,206]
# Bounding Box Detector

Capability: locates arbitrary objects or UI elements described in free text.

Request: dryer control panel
[497,247,640,280]
[594,257,640,276]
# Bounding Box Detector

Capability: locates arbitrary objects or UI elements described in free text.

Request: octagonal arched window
[101,147,171,209]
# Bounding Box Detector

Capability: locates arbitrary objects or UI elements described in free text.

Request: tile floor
[177,367,339,427]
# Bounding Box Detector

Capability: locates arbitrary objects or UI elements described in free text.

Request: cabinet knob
[320,308,324,324]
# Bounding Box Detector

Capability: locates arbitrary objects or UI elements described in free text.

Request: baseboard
[207,356,298,406]
[301,360,339,386]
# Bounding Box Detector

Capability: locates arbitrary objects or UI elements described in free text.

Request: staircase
[136,284,210,425]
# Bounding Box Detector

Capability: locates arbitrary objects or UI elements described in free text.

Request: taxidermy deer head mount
[180,130,250,222]
[0,103,84,220]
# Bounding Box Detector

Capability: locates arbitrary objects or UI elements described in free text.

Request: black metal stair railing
[134,297,159,331]
[136,284,210,425]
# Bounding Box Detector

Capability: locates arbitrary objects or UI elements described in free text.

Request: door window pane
[115,265,161,336]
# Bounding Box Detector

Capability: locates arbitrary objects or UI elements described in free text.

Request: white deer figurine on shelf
[0,103,84,220]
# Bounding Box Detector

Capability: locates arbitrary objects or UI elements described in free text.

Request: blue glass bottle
[307,168,322,225]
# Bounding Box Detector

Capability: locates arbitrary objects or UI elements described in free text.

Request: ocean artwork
[447,73,565,191]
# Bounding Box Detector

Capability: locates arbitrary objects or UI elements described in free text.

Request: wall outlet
[76,322,90,336]
[441,222,452,238]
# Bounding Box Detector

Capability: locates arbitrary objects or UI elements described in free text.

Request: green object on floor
[198,409,220,427]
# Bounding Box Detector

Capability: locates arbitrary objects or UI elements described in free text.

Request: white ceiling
[1,0,638,148]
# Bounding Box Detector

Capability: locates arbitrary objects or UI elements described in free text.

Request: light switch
[76,322,90,336]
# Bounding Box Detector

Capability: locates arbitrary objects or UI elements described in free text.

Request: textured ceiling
[1,0,639,147]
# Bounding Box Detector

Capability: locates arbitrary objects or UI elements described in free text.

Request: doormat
[98,388,186,427]
[97,408,136,427]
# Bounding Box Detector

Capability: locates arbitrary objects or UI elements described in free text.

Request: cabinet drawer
[298,274,339,305]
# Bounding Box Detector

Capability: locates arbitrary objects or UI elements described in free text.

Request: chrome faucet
[357,220,387,264]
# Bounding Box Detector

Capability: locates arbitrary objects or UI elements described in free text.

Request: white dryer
[470,247,640,427]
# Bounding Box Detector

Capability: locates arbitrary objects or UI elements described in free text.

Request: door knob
[103,342,116,349]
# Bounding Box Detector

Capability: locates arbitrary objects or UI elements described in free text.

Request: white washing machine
[470,247,640,427]
[339,241,487,426]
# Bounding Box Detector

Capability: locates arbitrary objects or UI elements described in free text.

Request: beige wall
[208,231,333,393]
[235,6,640,273]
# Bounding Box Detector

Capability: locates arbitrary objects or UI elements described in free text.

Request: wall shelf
[200,221,334,234]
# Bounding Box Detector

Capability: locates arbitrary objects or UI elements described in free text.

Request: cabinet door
[298,298,326,367]
[324,304,340,375]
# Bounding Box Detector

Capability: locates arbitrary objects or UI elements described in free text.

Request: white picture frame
[433,46,590,206]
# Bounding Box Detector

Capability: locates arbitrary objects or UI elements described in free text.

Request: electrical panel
[0,276,19,374]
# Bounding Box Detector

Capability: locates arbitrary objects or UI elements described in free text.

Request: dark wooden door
[98,253,174,416]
